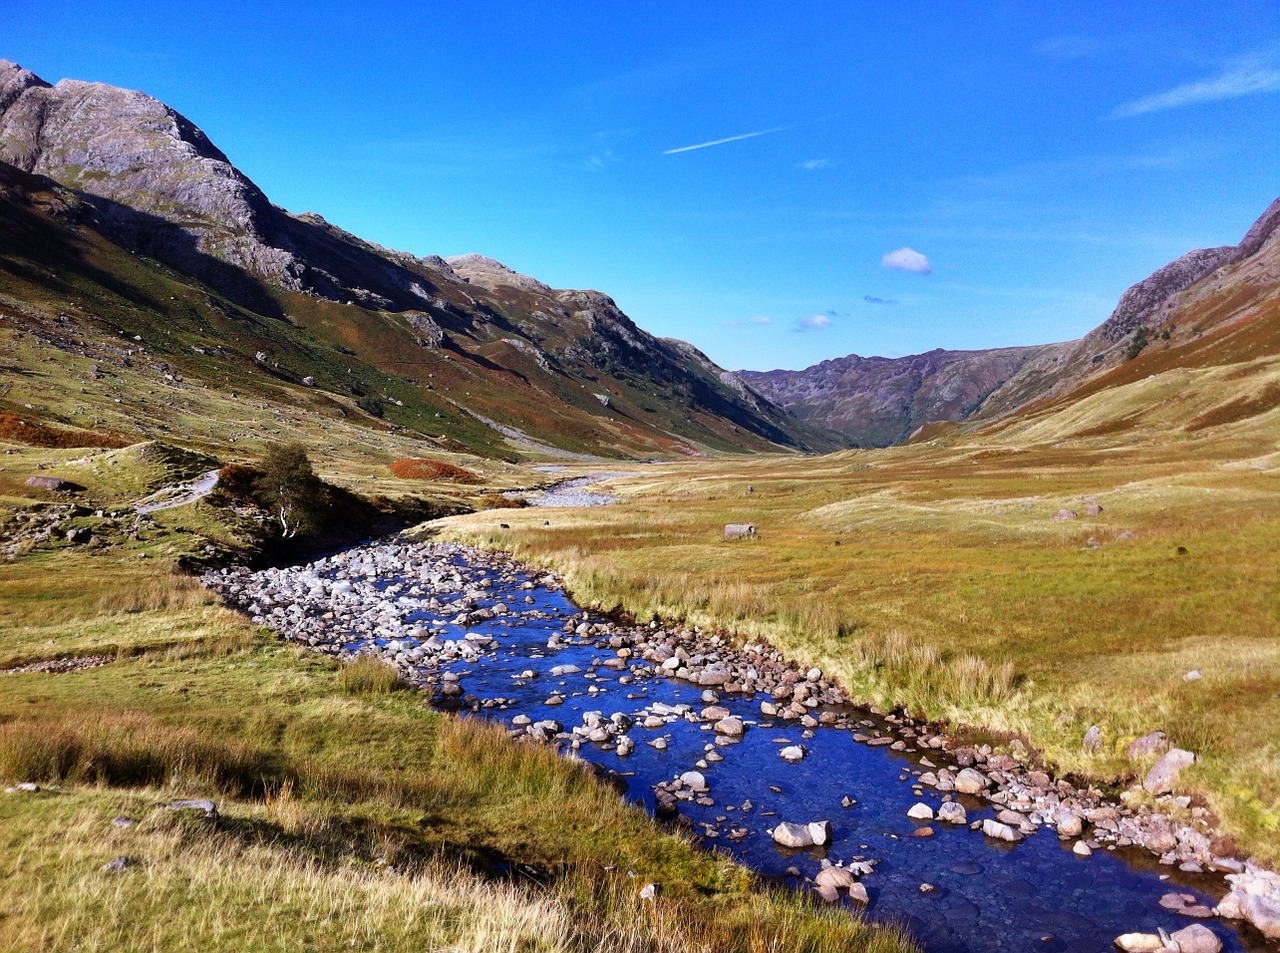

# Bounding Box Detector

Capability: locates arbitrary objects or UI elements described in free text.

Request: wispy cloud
[583,149,617,172]
[1112,55,1280,118]
[881,247,932,274]
[798,158,835,171]
[1033,34,1107,60]
[863,295,897,305]
[793,313,832,332]
[663,127,785,155]
[720,316,773,327]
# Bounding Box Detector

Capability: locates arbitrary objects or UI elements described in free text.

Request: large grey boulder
[1143,748,1196,795]
[953,767,990,794]
[1168,924,1223,953]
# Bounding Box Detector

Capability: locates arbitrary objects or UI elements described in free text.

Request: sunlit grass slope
[439,354,1280,863]
[0,542,913,953]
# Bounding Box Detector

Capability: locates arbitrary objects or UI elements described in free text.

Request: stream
[205,534,1278,953]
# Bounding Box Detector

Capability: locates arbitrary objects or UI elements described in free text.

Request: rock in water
[1168,924,1222,953]
[954,767,990,794]
[806,820,832,846]
[981,819,1023,843]
[1113,933,1167,952]
[771,821,815,849]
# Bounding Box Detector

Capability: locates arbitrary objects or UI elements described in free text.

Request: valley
[0,52,1277,953]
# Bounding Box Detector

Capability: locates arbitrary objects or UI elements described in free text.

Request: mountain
[740,198,1280,445]
[0,59,842,460]
[736,345,1063,447]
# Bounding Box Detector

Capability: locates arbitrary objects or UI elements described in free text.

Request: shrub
[0,413,129,449]
[388,457,481,483]
[356,395,385,418]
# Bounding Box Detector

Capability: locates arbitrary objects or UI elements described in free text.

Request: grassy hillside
[0,445,913,953]
[436,353,1280,863]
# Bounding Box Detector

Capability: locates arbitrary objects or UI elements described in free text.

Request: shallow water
[330,549,1267,953]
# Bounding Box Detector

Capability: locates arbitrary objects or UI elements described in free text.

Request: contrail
[662,126,785,155]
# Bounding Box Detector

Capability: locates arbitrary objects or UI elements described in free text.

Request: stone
[937,801,967,825]
[1143,748,1196,795]
[779,745,805,763]
[25,475,83,492]
[1084,725,1103,752]
[1183,669,1202,682]
[1052,509,1078,521]
[1073,841,1092,857]
[1113,933,1167,952]
[981,819,1023,843]
[953,767,990,794]
[1127,731,1168,760]
[1243,893,1280,939]
[639,882,658,901]
[848,882,870,904]
[679,770,708,793]
[907,802,935,821]
[1168,924,1222,953]
[701,705,731,722]
[806,820,832,846]
[771,821,815,849]
[100,855,135,873]
[714,716,745,737]
[166,798,218,821]
[815,866,856,890]
[1057,811,1084,838]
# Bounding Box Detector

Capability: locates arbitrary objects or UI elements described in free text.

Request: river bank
[204,535,1280,951]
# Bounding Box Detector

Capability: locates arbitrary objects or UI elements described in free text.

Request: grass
[339,653,405,696]
[436,356,1280,865]
[0,790,908,953]
[0,538,914,952]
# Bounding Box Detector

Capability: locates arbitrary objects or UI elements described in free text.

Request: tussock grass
[0,792,909,953]
[0,713,272,794]
[97,573,216,615]
[338,653,405,696]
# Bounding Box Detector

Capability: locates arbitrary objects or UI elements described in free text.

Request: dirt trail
[133,469,220,514]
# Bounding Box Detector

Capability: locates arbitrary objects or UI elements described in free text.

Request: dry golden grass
[0,539,915,953]
[437,358,1280,861]
[338,653,405,696]
[0,791,909,953]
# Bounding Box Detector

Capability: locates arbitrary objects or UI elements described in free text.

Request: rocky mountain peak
[445,254,553,295]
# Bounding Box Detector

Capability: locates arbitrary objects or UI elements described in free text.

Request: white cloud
[798,158,835,171]
[881,247,932,274]
[662,127,785,155]
[1112,56,1280,118]
[720,316,773,327]
[793,314,832,332]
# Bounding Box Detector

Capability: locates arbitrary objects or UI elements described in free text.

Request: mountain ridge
[0,58,843,459]
[740,197,1280,445]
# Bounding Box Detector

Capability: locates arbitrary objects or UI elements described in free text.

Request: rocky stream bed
[203,537,1280,953]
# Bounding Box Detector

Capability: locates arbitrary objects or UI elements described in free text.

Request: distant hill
[0,59,842,460]
[739,198,1279,446]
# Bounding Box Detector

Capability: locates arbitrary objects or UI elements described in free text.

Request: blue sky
[8,1,1279,370]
